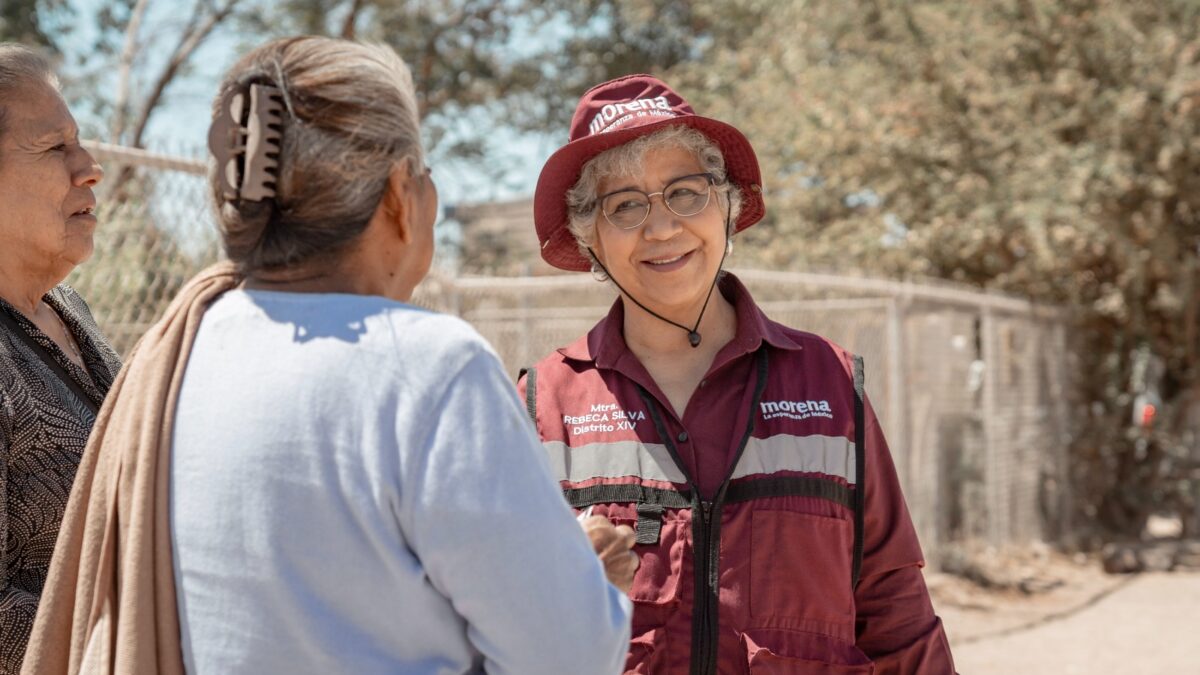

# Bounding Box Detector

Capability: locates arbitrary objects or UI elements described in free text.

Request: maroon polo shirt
[522,273,956,672]
[557,274,801,498]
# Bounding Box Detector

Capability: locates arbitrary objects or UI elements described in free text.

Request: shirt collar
[556,272,802,367]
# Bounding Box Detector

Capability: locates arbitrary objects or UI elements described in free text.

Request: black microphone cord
[586,198,733,348]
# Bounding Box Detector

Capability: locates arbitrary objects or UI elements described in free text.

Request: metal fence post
[518,285,531,368]
[981,306,1003,547]
[886,295,910,488]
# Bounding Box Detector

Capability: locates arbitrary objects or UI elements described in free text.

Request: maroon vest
[521,343,872,674]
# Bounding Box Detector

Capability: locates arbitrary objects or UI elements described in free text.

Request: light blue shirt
[170,290,630,675]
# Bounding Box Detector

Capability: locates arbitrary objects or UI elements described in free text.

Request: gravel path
[949,572,1200,674]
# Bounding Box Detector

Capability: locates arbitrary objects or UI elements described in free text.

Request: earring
[586,247,610,282]
[591,262,609,282]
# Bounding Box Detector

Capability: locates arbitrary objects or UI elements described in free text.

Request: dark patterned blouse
[0,286,121,674]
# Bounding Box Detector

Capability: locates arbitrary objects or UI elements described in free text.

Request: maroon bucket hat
[534,74,765,272]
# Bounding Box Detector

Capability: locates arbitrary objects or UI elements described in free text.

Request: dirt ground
[929,553,1200,674]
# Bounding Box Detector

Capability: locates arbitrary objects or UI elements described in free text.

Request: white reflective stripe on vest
[731,434,856,484]
[544,440,687,484]
[544,433,856,486]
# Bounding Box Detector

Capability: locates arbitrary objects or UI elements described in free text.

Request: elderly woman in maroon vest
[519,75,956,674]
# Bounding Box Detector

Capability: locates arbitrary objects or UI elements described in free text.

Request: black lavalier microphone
[587,196,733,348]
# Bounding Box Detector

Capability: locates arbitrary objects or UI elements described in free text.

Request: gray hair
[565,125,743,261]
[0,43,59,151]
[211,36,425,272]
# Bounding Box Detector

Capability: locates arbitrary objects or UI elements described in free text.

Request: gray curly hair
[564,125,742,265]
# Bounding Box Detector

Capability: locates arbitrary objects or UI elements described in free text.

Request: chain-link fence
[431,271,1076,560]
[68,141,217,351]
[69,142,1076,564]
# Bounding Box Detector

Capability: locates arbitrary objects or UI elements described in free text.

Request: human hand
[580,515,639,594]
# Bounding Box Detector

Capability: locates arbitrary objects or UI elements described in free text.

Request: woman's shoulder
[380,302,489,346]
[49,284,99,326]
[48,284,123,370]
[377,302,503,371]
[764,317,857,367]
[220,290,499,368]
[521,332,593,378]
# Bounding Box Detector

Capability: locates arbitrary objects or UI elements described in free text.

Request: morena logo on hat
[587,95,678,135]
[536,74,765,272]
[567,75,695,143]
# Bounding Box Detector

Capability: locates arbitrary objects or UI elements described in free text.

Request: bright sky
[59,0,555,209]
[52,0,570,272]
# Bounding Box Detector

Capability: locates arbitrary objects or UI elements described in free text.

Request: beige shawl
[22,263,241,675]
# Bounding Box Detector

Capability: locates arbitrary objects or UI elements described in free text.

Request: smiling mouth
[645,251,691,265]
[71,206,95,217]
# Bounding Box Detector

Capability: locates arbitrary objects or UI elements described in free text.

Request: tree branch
[128,0,242,148]
[340,0,367,39]
[110,0,152,143]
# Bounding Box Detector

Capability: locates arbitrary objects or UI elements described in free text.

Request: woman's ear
[379,163,414,244]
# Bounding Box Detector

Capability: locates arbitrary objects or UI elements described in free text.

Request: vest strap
[563,483,691,510]
[851,355,866,589]
[635,503,664,544]
[519,366,537,426]
[726,475,852,509]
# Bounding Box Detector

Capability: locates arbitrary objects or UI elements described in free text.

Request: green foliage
[0,0,67,48]
[235,0,707,268]
[238,0,704,155]
[668,0,1200,539]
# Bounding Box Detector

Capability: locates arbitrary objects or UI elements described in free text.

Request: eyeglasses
[598,172,716,230]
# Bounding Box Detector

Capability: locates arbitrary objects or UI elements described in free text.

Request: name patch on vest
[563,402,646,436]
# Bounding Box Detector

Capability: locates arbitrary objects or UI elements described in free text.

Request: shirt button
[699,379,708,387]
[677,431,689,443]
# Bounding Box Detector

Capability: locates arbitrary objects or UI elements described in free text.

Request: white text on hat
[588,96,673,135]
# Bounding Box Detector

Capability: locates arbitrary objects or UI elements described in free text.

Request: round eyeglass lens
[602,193,650,229]
[663,175,712,217]
[601,174,713,230]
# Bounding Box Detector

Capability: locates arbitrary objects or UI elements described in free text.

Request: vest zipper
[637,349,770,675]
[693,499,720,675]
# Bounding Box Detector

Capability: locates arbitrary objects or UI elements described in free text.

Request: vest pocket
[750,509,854,627]
[608,512,686,606]
[624,624,667,674]
[602,509,685,674]
[742,629,874,674]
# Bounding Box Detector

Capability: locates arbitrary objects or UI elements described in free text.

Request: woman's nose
[73,145,104,187]
[641,197,682,240]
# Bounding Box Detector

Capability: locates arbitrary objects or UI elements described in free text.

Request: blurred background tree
[16,0,707,343]
[14,0,1198,541]
[238,0,707,184]
[0,0,66,47]
[665,0,1200,540]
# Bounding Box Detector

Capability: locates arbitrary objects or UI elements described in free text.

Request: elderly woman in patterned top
[0,44,121,673]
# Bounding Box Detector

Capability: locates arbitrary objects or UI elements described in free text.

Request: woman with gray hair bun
[23,37,632,675]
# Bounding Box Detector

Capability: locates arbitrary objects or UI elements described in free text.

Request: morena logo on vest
[759,399,834,421]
